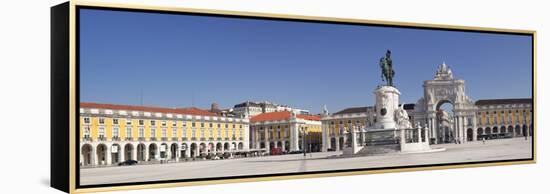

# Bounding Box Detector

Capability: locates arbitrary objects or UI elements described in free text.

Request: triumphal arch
[413,63,477,144]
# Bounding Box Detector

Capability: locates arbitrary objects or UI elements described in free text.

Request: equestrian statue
[379,50,395,86]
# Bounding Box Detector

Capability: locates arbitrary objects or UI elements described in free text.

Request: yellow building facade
[474,98,533,139]
[249,111,322,153]
[320,106,373,151]
[79,102,249,166]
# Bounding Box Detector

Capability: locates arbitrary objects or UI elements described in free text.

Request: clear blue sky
[79,8,532,113]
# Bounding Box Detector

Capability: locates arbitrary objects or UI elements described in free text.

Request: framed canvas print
[51,1,536,193]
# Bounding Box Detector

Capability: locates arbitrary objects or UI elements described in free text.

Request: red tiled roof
[80,102,217,116]
[250,111,320,122]
[297,114,321,121]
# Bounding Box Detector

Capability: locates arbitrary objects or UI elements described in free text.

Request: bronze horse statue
[379,50,395,86]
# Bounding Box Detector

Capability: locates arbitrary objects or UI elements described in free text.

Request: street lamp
[300,123,308,157]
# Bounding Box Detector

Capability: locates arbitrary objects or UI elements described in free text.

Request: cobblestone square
[80,138,532,186]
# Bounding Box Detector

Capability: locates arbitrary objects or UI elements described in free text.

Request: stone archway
[137,143,146,162]
[189,143,197,158]
[269,142,275,151]
[170,143,178,160]
[467,128,473,141]
[216,143,223,153]
[414,63,477,144]
[285,141,290,151]
[238,142,244,150]
[199,143,206,156]
[148,143,158,161]
[476,128,483,140]
[123,143,133,162]
[485,127,491,135]
[181,143,188,159]
[111,144,121,164]
[159,143,168,159]
[492,127,498,134]
[330,138,336,151]
[81,144,93,166]
[137,143,147,161]
[208,142,214,153]
[96,144,108,165]
[500,126,507,134]
[338,137,344,151]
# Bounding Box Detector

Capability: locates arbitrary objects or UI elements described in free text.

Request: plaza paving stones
[80,138,532,185]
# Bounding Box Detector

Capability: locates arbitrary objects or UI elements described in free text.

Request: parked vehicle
[270,147,283,155]
[118,160,138,166]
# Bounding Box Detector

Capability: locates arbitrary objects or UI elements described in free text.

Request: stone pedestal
[339,85,438,157]
[373,86,400,130]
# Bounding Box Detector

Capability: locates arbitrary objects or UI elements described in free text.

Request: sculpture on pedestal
[395,104,412,129]
[379,50,395,86]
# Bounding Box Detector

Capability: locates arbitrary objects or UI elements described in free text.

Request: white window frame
[138,127,144,138]
[98,127,105,138]
[113,127,119,138]
[126,127,132,138]
[83,126,91,138]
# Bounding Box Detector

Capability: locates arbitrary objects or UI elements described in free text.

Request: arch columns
[264,129,270,152]
[185,145,191,158]
[175,145,180,162]
[105,145,112,165]
[131,144,137,161]
[427,113,437,143]
[472,116,478,141]
[321,123,327,152]
[334,136,340,151]
[92,145,98,165]
[166,144,171,160]
[144,145,149,161]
